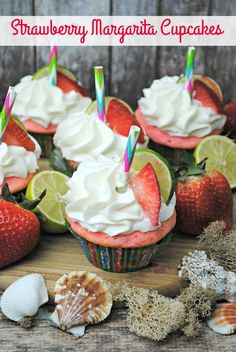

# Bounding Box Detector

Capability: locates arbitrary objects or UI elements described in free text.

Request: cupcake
[52,97,149,176]
[136,75,226,165]
[64,157,176,272]
[12,66,91,158]
[0,116,41,194]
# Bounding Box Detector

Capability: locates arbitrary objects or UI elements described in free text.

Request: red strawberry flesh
[107,98,145,143]
[2,117,36,151]
[57,71,90,97]
[223,102,236,139]
[130,163,161,226]
[193,79,221,113]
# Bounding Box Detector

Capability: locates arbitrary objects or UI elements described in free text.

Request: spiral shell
[208,303,236,335]
[49,271,112,334]
[0,274,48,322]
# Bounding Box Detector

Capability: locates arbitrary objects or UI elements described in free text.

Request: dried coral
[178,250,236,301]
[199,221,236,272]
[178,286,218,337]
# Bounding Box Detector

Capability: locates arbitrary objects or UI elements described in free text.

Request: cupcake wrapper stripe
[70,227,172,272]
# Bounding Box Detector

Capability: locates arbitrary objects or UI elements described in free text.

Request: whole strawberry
[0,184,45,269]
[175,159,233,235]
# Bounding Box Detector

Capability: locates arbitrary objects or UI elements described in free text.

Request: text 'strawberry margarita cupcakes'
[12,47,91,158]
[0,116,41,194]
[64,153,176,273]
[52,97,149,176]
[136,48,226,165]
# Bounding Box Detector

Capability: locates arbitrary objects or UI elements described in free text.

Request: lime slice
[32,65,77,81]
[26,171,69,233]
[132,148,176,203]
[86,96,133,115]
[194,135,236,188]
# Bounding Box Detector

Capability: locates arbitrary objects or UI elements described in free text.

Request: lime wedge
[26,171,69,233]
[86,96,133,115]
[32,65,77,82]
[194,135,236,188]
[132,149,176,203]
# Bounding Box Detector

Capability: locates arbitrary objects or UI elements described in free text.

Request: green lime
[26,171,69,233]
[132,148,176,203]
[32,65,77,81]
[194,135,236,188]
[86,96,133,115]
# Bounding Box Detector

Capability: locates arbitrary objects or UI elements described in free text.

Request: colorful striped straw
[185,47,196,98]
[94,66,106,122]
[0,87,17,142]
[49,45,58,86]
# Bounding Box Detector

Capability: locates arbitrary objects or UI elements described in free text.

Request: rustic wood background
[0,0,236,109]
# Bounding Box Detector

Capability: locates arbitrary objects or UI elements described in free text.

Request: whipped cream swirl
[63,158,176,236]
[12,76,91,128]
[0,138,41,184]
[54,111,148,163]
[138,76,226,137]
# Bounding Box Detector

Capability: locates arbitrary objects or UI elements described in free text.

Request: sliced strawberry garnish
[107,99,145,143]
[2,117,35,151]
[223,102,236,139]
[130,163,161,226]
[57,71,90,97]
[193,79,222,113]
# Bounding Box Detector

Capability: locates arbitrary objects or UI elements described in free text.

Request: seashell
[208,303,236,335]
[178,250,236,302]
[0,274,48,322]
[49,271,112,337]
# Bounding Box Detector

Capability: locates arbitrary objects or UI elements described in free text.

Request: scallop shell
[208,303,236,335]
[49,271,112,334]
[0,274,49,322]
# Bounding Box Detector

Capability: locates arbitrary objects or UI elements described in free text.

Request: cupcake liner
[69,226,172,272]
[30,132,54,158]
[148,140,193,167]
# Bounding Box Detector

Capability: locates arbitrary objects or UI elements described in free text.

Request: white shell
[0,274,49,322]
[208,303,236,335]
[178,250,236,301]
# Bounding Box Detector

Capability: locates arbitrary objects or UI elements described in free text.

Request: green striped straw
[185,47,196,98]
[49,46,58,86]
[0,87,17,142]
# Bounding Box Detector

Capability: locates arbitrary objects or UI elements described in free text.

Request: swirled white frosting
[138,76,226,137]
[54,111,148,163]
[12,76,91,128]
[0,138,41,184]
[63,158,176,236]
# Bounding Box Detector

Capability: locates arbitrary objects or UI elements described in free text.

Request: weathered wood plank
[34,0,110,96]
[0,299,236,352]
[110,1,159,109]
[206,1,236,102]
[0,0,35,102]
[158,0,210,78]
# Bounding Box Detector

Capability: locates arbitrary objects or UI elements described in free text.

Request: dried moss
[178,286,218,337]
[199,221,236,272]
[18,316,34,329]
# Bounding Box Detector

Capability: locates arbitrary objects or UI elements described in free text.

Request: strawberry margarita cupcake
[0,116,41,194]
[12,66,91,158]
[64,157,176,272]
[53,97,149,175]
[136,75,226,165]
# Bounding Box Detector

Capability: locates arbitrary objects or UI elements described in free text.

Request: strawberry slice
[193,79,221,113]
[107,99,145,143]
[2,117,35,151]
[223,102,236,139]
[130,163,161,226]
[57,71,90,97]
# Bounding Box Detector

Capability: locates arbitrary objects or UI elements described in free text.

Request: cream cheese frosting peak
[63,158,175,236]
[12,76,91,128]
[54,111,148,163]
[138,76,226,137]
